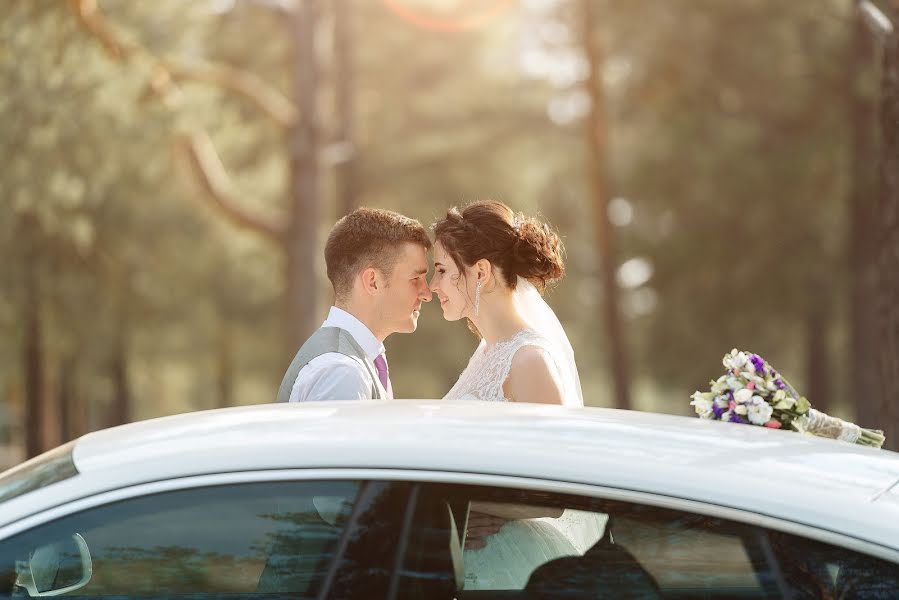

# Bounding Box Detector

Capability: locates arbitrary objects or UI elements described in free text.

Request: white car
[1,400,898,599]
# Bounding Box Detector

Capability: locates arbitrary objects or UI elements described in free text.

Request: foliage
[0,0,886,458]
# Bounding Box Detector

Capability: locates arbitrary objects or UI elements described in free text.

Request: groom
[276,208,432,402]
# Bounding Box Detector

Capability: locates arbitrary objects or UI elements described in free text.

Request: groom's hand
[464,511,507,550]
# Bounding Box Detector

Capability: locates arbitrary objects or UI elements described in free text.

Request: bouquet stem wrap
[781,378,884,447]
[793,409,884,447]
[796,409,861,443]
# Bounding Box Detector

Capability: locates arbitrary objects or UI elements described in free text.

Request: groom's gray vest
[275,327,382,402]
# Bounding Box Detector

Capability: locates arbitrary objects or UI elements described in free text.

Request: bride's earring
[475,280,481,317]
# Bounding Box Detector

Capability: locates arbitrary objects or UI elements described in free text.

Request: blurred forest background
[2,0,898,466]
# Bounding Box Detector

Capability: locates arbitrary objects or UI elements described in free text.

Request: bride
[429,201,603,590]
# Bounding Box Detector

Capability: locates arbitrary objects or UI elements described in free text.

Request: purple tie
[373,354,393,399]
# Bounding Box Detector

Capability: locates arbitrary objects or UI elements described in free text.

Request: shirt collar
[323,306,384,360]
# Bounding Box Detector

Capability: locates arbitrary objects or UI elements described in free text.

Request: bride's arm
[464,502,564,549]
[503,346,565,405]
[470,501,565,520]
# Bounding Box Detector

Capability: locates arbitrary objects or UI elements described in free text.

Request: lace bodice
[443,330,554,402]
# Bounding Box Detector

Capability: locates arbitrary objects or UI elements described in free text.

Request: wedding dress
[443,279,605,590]
[443,329,567,403]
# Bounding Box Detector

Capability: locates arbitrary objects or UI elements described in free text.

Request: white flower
[713,395,729,409]
[733,389,753,405]
[726,376,742,390]
[735,404,748,416]
[711,377,729,395]
[728,351,749,370]
[690,392,714,418]
[747,400,774,425]
[772,389,795,410]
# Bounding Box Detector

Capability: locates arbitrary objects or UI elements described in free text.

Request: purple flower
[774,379,785,390]
[729,413,747,424]
[750,355,766,376]
[712,404,726,419]
[728,391,735,402]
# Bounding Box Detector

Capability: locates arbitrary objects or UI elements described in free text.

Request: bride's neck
[472,294,530,347]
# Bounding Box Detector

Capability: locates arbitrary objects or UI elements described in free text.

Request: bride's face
[430,241,476,321]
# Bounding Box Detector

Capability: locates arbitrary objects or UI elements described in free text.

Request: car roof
[6,401,899,549]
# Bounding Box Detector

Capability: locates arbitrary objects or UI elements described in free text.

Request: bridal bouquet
[690,349,885,448]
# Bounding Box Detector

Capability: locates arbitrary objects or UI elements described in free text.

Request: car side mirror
[15,533,92,597]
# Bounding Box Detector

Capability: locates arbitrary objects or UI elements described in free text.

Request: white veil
[513,277,584,407]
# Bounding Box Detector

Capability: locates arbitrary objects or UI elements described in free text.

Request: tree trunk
[805,280,831,415]
[217,319,234,409]
[109,348,130,426]
[876,5,899,451]
[334,0,359,217]
[58,357,76,443]
[285,0,322,351]
[580,0,632,410]
[849,13,882,428]
[108,300,131,427]
[21,218,46,459]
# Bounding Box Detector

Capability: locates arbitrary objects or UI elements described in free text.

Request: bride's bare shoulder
[505,345,564,405]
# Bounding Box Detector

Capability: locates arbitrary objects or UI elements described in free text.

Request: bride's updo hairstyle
[432,200,565,293]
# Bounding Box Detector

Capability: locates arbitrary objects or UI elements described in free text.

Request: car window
[395,484,899,599]
[0,480,360,598]
[764,529,899,598]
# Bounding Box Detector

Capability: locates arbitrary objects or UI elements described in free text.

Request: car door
[5,472,898,599]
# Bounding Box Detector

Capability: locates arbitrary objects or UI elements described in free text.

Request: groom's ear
[360,266,380,295]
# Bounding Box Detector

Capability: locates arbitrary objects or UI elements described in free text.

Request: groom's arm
[289,355,373,402]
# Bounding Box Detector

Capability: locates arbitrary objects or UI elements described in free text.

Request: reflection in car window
[397,484,899,599]
[0,441,77,504]
[0,480,360,597]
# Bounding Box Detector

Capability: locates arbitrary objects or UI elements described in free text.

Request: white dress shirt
[288,307,389,402]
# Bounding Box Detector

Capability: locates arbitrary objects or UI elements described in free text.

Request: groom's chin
[400,316,419,333]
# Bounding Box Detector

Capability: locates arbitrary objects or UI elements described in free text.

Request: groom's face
[376,242,432,335]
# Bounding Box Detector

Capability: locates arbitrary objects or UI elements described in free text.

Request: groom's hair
[325,208,431,300]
